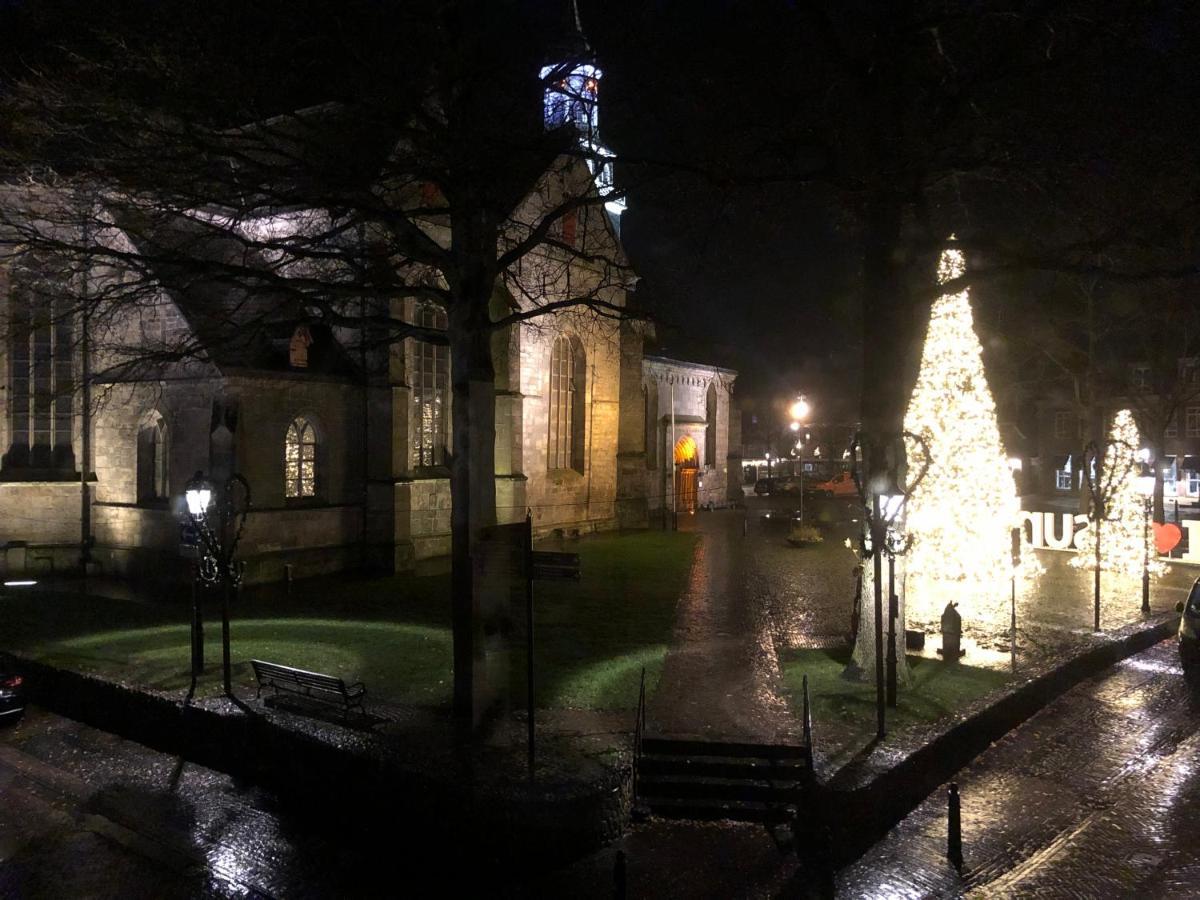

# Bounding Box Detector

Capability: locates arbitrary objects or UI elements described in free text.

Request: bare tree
[0,1,638,723]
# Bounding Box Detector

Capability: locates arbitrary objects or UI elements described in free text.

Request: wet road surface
[0,707,453,898]
[840,639,1200,898]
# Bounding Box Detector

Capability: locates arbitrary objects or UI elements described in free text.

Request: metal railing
[633,665,647,800]
[802,672,814,772]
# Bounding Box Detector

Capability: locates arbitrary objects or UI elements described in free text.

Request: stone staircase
[636,735,814,823]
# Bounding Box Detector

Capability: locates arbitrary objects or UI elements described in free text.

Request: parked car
[0,657,25,725]
[810,471,859,498]
[1177,576,1200,665]
[753,478,776,496]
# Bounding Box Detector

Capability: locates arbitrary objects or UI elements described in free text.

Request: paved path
[647,508,800,742]
[838,639,1200,898]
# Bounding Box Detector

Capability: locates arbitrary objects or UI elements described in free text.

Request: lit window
[548,336,584,472]
[5,257,74,472]
[413,303,448,468]
[1056,456,1073,491]
[285,417,317,498]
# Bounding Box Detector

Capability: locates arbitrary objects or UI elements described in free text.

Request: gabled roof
[117,206,356,376]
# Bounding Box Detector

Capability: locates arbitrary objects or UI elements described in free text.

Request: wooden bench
[531,550,581,581]
[250,659,366,715]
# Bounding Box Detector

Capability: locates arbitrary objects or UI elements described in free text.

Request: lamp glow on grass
[781,646,1012,767]
[4,529,698,711]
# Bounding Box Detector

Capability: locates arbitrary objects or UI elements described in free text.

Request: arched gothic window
[285,416,317,498]
[548,336,585,472]
[4,257,75,473]
[136,415,168,503]
[413,302,449,468]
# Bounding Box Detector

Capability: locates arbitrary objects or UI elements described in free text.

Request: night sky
[2,0,1196,417]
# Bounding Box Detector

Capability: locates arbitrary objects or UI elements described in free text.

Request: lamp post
[1137,467,1155,614]
[185,471,251,698]
[789,395,811,521]
[1008,458,1023,668]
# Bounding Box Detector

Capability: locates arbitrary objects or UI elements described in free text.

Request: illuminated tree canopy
[902,244,1018,626]
[1072,409,1167,580]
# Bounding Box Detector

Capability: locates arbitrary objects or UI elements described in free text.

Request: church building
[0,37,740,584]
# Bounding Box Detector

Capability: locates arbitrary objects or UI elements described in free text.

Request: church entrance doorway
[673,435,699,514]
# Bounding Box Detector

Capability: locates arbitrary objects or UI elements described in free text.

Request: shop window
[1055,457,1073,491]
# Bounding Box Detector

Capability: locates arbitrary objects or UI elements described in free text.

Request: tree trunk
[448,280,499,729]
[859,195,918,490]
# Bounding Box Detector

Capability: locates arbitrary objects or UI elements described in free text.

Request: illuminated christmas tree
[900,243,1018,627]
[1071,409,1165,579]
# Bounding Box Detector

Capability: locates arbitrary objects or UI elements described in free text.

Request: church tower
[539,1,625,219]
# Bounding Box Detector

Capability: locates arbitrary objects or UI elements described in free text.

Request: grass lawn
[1,529,698,711]
[778,646,1013,766]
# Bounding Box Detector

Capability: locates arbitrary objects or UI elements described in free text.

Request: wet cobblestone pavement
[840,639,1200,898]
[0,706,491,898]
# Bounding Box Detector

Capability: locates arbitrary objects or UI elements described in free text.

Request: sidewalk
[838,639,1200,898]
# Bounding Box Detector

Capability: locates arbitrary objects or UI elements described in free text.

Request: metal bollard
[614,849,627,900]
[947,783,963,872]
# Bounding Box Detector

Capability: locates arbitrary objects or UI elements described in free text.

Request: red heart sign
[1154,522,1183,555]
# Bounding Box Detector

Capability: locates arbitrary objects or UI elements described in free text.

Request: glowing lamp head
[789,396,811,422]
[1136,447,1151,463]
[1007,457,1023,472]
[1136,474,1155,497]
[184,471,214,517]
[789,421,800,432]
[186,488,212,517]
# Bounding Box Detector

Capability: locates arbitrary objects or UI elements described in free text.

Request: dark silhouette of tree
[0,0,636,724]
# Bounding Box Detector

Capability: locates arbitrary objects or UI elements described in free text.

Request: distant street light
[790,395,813,522]
[789,396,811,422]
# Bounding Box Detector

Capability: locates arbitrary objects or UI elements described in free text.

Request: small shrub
[787,522,824,545]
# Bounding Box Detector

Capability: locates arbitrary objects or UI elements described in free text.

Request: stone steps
[637,735,814,823]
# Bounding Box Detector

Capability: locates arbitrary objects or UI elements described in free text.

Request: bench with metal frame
[250,659,366,715]
[531,550,580,581]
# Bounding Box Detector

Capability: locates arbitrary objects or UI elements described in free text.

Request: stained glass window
[285,416,317,498]
[413,302,448,468]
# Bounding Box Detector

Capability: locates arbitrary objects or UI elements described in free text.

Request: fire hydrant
[938,601,965,661]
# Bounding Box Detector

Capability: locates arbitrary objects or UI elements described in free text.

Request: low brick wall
[14,657,630,867]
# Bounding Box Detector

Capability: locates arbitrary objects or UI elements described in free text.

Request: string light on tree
[901,240,1018,627]
[1071,408,1167,581]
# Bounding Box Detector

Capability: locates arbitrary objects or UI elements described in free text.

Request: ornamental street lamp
[184,470,251,698]
[851,431,929,739]
[1137,468,1155,614]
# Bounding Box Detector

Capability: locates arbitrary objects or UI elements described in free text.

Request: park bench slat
[251,659,367,716]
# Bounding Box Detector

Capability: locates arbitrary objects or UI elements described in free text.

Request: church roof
[117,206,357,377]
